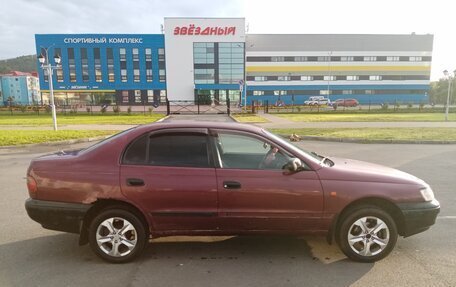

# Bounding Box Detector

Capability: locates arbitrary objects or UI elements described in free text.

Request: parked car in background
[332,98,359,108]
[25,122,439,263]
[304,96,330,106]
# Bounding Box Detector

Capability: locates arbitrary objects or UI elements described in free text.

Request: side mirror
[283,158,303,174]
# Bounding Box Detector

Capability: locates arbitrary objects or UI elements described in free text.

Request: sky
[0,0,454,80]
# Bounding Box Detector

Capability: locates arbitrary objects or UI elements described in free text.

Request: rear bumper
[25,198,91,234]
[398,199,440,237]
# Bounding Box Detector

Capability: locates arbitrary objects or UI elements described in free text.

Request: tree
[429,78,456,105]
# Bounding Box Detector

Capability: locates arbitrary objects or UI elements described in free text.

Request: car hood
[318,157,426,185]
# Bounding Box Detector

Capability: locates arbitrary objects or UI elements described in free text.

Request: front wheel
[89,208,147,263]
[337,206,398,262]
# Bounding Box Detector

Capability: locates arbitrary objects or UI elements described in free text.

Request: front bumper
[398,199,440,237]
[25,198,92,234]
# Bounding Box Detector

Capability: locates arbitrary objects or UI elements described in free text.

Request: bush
[407,102,413,109]
[113,105,121,114]
[127,106,132,114]
[419,103,425,110]
[148,107,153,114]
[100,106,107,114]
[45,105,52,113]
[381,103,389,110]
[86,107,91,113]
[20,105,27,113]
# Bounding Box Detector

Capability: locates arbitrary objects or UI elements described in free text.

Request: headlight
[419,186,434,201]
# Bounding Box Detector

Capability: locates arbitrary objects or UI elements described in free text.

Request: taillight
[27,176,38,198]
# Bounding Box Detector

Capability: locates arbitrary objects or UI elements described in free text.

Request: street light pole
[443,70,455,122]
[39,47,61,131]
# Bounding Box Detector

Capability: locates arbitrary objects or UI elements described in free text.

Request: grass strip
[269,128,456,141]
[275,113,456,122]
[0,113,164,126]
[0,130,115,146]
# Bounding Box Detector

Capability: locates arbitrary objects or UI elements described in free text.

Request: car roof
[133,120,264,134]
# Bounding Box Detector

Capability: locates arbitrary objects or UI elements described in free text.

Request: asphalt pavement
[0,140,455,287]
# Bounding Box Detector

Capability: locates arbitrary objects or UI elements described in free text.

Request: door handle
[127,178,145,186]
[223,181,241,189]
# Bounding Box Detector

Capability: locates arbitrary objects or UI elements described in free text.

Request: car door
[120,128,218,232]
[212,129,324,232]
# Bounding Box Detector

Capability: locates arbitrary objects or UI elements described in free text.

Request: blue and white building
[35,17,433,106]
[0,72,40,106]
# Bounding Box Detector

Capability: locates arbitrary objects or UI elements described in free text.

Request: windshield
[262,129,322,163]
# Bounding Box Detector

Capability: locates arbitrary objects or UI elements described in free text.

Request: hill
[0,55,37,74]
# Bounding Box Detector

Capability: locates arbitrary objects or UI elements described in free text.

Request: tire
[89,208,147,263]
[337,205,398,263]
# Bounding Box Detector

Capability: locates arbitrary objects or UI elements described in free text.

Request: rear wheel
[89,208,147,263]
[337,206,398,262]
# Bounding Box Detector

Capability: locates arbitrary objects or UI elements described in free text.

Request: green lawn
[275,113,456,122]
[0,113,164,126]
[269,128,456,142]
[0,130,115,146]
[231,113,268,123]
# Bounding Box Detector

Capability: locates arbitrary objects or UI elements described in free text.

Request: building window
[43,69,49,82]
[369,75,382,81]
[323,75,336,81]
[342,90,353,95]
[107,48,115,82]
[68,48,76,82]
[253,91,264,96]
[277,76,291,81]
[346,75,359,81]
[301,76,313,81]
[81,48,89,82]
[218,42,244,84]
[318,56,330,62]
[160,90,167,103]
[271,56,284,62]
[341,56,354,62]
[145,48,153,82]
[120,48,127,82]
[135,90,141,103]
[320,90,330,95]
[147,90,154,103]
[295,56,308,62]
[194,69,215,84]
[387,56,400,62]
[54,48,64,82]
[365,90,374,94]
[254,76,266,81]
[122,91,129,103]
[158,48,166,82]
[194,42,215,64]
[409,56,422,62]
[364,56,377,62]
[273,90,287,95]
[94,48,102,82]
[132,48,140,82]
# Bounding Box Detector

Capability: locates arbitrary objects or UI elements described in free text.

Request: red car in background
[25,122,439,263]
[332,98,359,108]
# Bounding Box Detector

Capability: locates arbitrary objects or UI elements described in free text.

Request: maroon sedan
[25,122,439,263]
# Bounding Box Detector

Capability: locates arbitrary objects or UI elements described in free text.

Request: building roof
[245,34,434,52]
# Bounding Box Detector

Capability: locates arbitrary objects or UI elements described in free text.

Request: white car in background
[304,96,330,106]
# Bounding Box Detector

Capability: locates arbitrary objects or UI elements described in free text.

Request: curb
[0,135,112,149]
[277,134,456,145]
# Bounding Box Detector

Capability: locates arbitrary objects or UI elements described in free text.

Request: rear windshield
[79,127,137,154]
